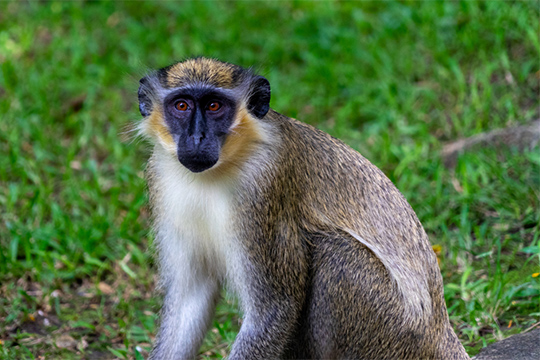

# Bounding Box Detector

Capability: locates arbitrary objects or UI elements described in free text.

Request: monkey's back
[260,110,468,359]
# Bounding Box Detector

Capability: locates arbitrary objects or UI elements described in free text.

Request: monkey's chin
[179,158,219,173]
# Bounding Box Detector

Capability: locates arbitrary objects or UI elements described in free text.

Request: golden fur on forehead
[165,58,242,89]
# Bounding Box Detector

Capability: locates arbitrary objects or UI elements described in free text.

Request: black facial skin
[163,87,237,173]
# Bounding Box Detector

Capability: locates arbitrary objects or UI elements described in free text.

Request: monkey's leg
[304,232,448,360]
[149,264,220,360]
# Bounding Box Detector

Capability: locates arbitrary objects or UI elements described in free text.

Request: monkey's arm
[149,233,220,360]
[228,225,308,360]
[150,277,219,360]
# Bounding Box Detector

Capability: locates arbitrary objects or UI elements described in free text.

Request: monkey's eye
[175,101,189,111]
[207,102,221,112]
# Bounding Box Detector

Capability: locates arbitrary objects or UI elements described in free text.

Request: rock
[55,334,78,349]
[472,329,540,360]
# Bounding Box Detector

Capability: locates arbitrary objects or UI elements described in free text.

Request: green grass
[0,1,538,358]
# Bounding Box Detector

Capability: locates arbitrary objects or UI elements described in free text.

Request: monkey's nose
[190,132,206,146]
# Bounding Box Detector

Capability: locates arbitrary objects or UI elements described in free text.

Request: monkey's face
[162,87,237,173]
[137,58,271,174]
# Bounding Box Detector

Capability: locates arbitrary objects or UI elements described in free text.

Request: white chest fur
[151,148,239,280]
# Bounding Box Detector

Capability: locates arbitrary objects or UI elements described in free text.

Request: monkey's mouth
[178,155,219,173]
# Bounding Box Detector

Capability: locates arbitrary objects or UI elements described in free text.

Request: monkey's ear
[138,77,153,117]
[247,76,271,119]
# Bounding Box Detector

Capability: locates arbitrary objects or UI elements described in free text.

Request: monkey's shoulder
[266,110,369,162]
[265,110,394,188]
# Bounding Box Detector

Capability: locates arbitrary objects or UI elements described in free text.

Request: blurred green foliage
[0,1,538,358]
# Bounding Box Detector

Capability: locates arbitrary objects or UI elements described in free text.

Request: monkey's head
[137,58,271,174]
